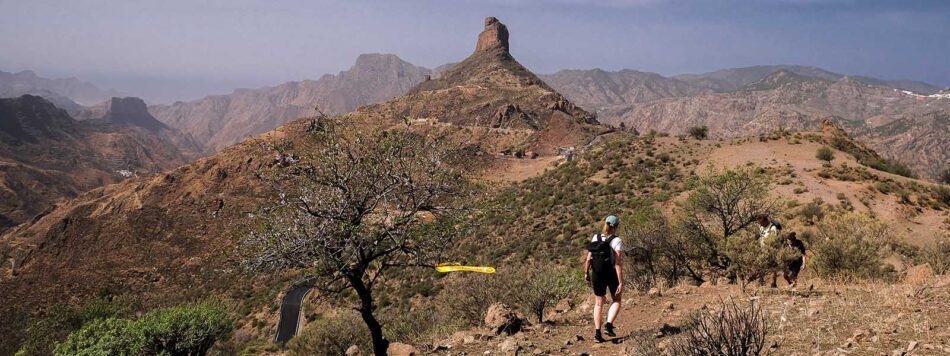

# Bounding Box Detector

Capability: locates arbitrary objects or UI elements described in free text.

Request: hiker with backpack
[756,214,785,287]
[584,215,624,343]
[756,214,782,246]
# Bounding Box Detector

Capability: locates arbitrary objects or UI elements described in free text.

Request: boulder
[387,342,419,356]
[484,302,523,335]
[499,337,520,354]
[345,345,362,356]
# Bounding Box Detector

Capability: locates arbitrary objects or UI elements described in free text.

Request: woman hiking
[584,215,624,343]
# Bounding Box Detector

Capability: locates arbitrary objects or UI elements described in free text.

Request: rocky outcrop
[476,17,510,53]
[402,16,602,152]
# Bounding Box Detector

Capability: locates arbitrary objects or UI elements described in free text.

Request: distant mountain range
[546,68,950,179]
[147,54,432,152]
[3,55,947,179]
[0,70,122,106]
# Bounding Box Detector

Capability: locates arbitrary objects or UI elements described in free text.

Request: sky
[1,0,948,103]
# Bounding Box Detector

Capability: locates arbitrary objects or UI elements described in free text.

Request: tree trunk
[350,274,388,355]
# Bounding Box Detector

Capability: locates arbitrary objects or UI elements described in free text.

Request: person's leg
[770,271,778,288]
[592,295,604,330]
[606,291,622,324]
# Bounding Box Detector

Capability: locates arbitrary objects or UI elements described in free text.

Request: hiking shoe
[594,329,606,343]
[604,322,616,337]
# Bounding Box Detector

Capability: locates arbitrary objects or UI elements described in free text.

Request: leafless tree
[241,115,474,355]
[671,298,770,356]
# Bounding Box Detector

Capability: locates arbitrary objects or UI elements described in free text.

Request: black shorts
[591,271,619,297]
[786,261,803,279]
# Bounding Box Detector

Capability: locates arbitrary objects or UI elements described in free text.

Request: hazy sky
[2,0,948,103]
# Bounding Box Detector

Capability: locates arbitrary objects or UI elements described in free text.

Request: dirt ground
[431,275,950,356]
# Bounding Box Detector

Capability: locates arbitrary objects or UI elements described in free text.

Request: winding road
[274,281,315,343]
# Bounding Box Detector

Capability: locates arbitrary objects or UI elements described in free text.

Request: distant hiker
[585,215,624,343]
[782,232,807,287]
[756,214,783,287]
[756,214,782,247]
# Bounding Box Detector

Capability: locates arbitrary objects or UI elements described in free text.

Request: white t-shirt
[591,234,624,253]
[758,224,778,246]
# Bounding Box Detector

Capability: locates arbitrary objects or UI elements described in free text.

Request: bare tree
[241,116,473,355]
[671,298,770,356]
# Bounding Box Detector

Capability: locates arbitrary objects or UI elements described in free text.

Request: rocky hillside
[76,97,204,157]
[0,95,190,232]
[148,54,432,152]
[0,69,121,105]
[539,69,709,112]
[0,17,604,353]
[599,70,950,178]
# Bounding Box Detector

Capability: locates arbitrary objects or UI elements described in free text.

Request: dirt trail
[435,278,950,355]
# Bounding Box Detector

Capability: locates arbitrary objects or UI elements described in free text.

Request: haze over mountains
[1,14,949,355]
[0,18,603,351]
[0,70,122,106]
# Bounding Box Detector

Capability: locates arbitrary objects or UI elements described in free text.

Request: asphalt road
[275,281,315,343]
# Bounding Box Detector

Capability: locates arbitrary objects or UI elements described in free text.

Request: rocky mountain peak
[475,16,509,53]
[97,97,169,133]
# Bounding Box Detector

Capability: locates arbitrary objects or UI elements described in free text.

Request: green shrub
[721,233,781,289]
[288,312,370,356]
[55,318,141,356]
[18,297,134,356]
[809,212,894,280]
[688,126,709,140]
[509,264,584,322]
[53,302,232,356]
[816,146,835,162]
[136,302,232,355]
[919,241,950,275]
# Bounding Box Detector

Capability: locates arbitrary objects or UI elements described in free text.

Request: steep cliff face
[149,54,432,152]
[76,97,203,157]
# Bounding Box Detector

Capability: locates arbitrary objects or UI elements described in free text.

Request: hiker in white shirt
[584,215,624,343]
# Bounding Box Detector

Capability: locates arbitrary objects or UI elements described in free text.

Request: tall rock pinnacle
[475,17,509,53]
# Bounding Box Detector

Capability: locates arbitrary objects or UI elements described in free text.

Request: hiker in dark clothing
[585,215,624,343]
[783,232,807,287]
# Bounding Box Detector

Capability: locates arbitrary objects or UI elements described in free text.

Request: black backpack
[587,234,617,275]
[770,220,783,231]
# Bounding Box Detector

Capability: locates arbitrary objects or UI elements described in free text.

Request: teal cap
[605,215,619,227]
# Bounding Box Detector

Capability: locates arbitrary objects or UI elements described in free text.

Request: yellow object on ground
[435,265,496,274]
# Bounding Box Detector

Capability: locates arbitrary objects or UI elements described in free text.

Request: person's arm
[614,250,623,294]
[584,251,592,281]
